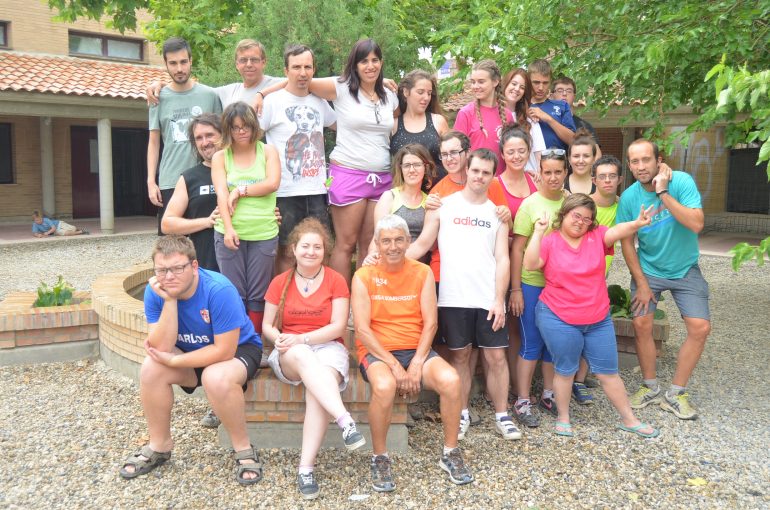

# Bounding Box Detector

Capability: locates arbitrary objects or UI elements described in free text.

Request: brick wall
[0,1,163,65]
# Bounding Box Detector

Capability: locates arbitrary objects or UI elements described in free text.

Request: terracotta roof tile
[0,51,167,99]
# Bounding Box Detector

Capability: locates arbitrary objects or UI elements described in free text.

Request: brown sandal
[119,445,171,479]
[233,446,263,485]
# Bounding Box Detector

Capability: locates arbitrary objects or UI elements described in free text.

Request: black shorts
[276,194,331,245]
[439,307,508,350]
[359,348,439,383]
[180,342,262,394]
[157,188,175,236]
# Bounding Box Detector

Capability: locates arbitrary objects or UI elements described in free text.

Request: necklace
[296,266,323,293]
[361,87,377,102]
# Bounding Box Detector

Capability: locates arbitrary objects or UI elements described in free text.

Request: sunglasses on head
[542,148,566,157]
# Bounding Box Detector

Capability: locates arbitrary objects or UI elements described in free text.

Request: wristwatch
[238,184,248,197]
[656,189,669,197]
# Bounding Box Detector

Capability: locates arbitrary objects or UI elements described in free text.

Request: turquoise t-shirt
[617,171,702,279]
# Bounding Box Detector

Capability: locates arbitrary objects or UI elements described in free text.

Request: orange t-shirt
[428,177,507,281]
[354,258,431,363]
[264,267,349,342]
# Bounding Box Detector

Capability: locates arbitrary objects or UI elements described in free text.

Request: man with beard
[147,38,221,234]
[618,138,710,420]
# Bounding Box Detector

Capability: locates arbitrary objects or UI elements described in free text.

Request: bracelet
[256,91,265,98]
[656,189,669,197]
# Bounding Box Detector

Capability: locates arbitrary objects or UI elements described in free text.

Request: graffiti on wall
[667,127,726,208]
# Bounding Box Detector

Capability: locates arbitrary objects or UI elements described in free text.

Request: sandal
[119,445,171,479]
[233,446,263,485]
[553,421,574,437]
[617,422,660,438]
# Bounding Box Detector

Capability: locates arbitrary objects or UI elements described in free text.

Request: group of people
[120,35,712,500]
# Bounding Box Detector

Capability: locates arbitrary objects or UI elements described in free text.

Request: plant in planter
[608,284,666,320]
[33,275,75,307]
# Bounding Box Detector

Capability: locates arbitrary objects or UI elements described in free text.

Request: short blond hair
[235,39,266,60]
[152,235,197,262]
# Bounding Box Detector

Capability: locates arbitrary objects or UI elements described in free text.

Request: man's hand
[383,78,398,94]
[361,252,381,267]
[527,107,553,124]
[508,289,524,317]
[652,162,672,193]
[146,80,163,106]
[487,300,506,331]
[403,361,423,396]
[630,283,657,316]
[274,206,282,226]
[148,181,163,207]
[252,93,264,116]
[144,338,177,366]
[496,205,512,224]
[635,204,654,229]
[148,276,174,302]
[207,207,221,228]
[389,361,409,396]
[425,193,442,211]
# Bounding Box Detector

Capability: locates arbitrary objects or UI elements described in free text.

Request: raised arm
[604,204,653,247]
[653,167,704,233]
[308,77,339,101]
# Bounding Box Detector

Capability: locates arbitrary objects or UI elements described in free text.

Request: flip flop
[119,445,171,479]
[617,422,660,438]
[553,421,574,437]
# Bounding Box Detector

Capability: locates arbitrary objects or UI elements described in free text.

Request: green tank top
[214,142,278,241]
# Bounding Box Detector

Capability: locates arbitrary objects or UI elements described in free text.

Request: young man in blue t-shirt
[526,59,576,151]
[119,235,264,485]
[617,139,711,420]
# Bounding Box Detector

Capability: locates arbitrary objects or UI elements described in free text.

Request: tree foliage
[394,0,770,146]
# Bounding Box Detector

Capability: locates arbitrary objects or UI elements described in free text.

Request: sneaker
[200,409,221,428]
[538,395,558,417]
[297,472,319,500]
[438,448,474,485]
[342,422,366,451]
[495,416,522,440]
[370,455,396,492]
[458,417,470,441]
[660,391,698,420]
[629,385,662,409]
[513,400,540,428]
[572,382,595,405]
[584,374,600,388]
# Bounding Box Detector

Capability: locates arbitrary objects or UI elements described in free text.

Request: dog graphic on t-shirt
[284,105,325,181]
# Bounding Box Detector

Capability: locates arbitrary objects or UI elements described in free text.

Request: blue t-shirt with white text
[32,217,58,234]
[144,268,262,351]
[530,98,576,151]
[617,171,702,279]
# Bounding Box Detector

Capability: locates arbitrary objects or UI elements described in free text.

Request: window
[68,31,143,61]
[0,123,13,184]
[0,21,8,48]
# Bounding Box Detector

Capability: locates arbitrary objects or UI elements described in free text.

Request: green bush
[33,275,74,307]
[608,284,666,320]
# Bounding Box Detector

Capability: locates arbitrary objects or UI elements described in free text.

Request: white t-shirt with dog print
[261,89,337,197]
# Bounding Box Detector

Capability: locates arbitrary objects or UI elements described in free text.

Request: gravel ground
[1,236,769,509]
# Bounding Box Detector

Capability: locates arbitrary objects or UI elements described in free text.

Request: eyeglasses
[373,103,381,124]
[569,211,594,225]
[401,162,425,170]
[153,262,191,277]
[439,149,466,161]
[237,57,263,65]
[231,125,252,133]
[595,174,619,181]
[541,148,566,159]
[554,88,574,95]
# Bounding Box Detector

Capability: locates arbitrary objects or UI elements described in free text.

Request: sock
[515,398,530,407]
[443,445,455,455]
[336,412,354,430]
[495,412,507,421]
[298,465,314,475]
[542,389,554,400]
[643,378,659,391]
[668,384,686,397]
[372,453,388,462]
[461,409,470,420]
[247,310,264,335]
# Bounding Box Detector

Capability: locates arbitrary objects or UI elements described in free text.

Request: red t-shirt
[539,226,614,325]
[265,267,349,341]
[428,176,507,281]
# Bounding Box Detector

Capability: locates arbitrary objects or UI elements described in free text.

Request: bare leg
[552,373,574,425]
[632,314,658,380]
[516,357,538,400]
[575,358,589,383]
[279,346,347,419]
[595,373,654,433]
[329,201,368,284]
[365,362,397,455]
[448,346,472,410]
[201,359,250,452]
[541,361,555,393]
[507,319,520,396]
[481,348,509,414]
[672,317,711,386]
[422,357,462,449]
[355,200,377,270]
[299,390,332,468]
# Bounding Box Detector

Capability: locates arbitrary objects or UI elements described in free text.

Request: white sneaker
[458,417,470,440]
[495,416,522,440]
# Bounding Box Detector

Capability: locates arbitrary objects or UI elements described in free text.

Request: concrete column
[39,117,55,215]
[97,118,114,234]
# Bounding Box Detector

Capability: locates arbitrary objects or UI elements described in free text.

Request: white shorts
[55,221,78,235]
[267,341,351,391]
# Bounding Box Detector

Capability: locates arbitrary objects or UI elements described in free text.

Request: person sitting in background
[32,210,88,237]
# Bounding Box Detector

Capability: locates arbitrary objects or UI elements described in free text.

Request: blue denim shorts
[630,264,710,320]
[535,300,618,376]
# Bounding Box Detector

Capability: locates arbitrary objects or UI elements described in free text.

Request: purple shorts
[327,163,392,206]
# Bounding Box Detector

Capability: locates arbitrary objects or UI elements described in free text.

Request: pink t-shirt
[539,226,614,325]
[454,102,514,173]
[498,172,538,228]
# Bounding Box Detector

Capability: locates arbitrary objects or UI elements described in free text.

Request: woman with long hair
[565,128,599,195]
[453,59,512,173]
[524,193,659,438]
[501,68,546,177]
[262,218,365,499]
[211,101,280,339]
[390,70,450,185]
